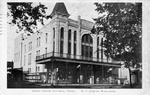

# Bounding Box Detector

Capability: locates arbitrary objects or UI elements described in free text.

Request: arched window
[74,31,76,56]
[68,29,71,55]
[53,28,55,52]
[81,34,93,58]
[60,27,64,54]
[53,28,55,39]
[60,27,64,39]
[101,38,103,59]
[97,37,99,59]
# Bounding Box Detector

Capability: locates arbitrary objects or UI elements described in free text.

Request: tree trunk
[128,68,132,88]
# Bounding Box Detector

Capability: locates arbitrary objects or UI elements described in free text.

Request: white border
[1,0,150,95]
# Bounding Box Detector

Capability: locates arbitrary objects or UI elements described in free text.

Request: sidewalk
[8,80,141,88]
[36,83,130,88]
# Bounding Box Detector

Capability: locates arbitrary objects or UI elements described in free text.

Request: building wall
[14,34,23,68]
[14,14,106,74]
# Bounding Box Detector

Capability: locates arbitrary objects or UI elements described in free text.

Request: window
[60,40,63,54]
[38,50,40,56]
[46,33,48,43]
[39,37,41,46]
[60,27,64,39]
[101,38,103,59]
[74,31,76,55]
[37,38,38,47]
[74,43,76,55]
[60,27,64,54]
[53,28,55,51]
[28,53,31,65]
[74,31,76,42]
[45,47,47,54]
[81,34,93,58]
[68,42,71,55]
[28,42,32,50]
[68,29,71,41]
[97,37,99,59]
[28,68,31,73]
[68,29,71,55]
[36,67,38,72]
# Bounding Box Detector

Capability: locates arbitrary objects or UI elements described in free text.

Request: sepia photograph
[7,2,142,89]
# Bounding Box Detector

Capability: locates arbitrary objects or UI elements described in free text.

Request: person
[42,75,46,84]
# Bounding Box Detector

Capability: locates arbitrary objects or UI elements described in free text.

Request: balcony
[36,52,121,65]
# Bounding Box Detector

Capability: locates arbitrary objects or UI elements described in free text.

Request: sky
[7,2,98,61]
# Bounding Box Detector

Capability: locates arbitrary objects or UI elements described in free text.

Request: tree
[92,3,142,87]
[7,2,50,34]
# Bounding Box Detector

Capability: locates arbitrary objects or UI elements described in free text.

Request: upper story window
[74,31,76,42]
[101,38,104,59]
[53,28,55,39]
[74,31,76,55]
[28,42,32,50]
[37,38,38,47]
[46,33,48,43]
[36,50,40,56]
[29,42,30,50]
[97,37,99,59]
[45,47,47,54]
[60,27,64,54]
[37,37,41,47]
[28,53,32,65]
[81,34,93,58]
[68,29,71,55]
[68,29,71,41]
[60,27,64,39]
[101,38,103,46]
[39,37,41,46]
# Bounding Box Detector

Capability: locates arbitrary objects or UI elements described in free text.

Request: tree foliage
[93,3,142,68]
[7,2,50,33]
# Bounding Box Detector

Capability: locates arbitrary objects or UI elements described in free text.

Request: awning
[36,58,121,67]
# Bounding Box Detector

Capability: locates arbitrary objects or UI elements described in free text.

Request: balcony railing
[36,52,121,64]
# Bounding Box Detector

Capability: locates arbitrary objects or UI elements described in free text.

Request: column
[93,35,97,61]
[71,30,74,58]
[66,62,68,84]
[64,21,68,55]
[90,65,94,84]
[55,19,60,54]
[46,64,49,83]
[51,59,54,85]
[102,66,104,84]
[77,16,81,58]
